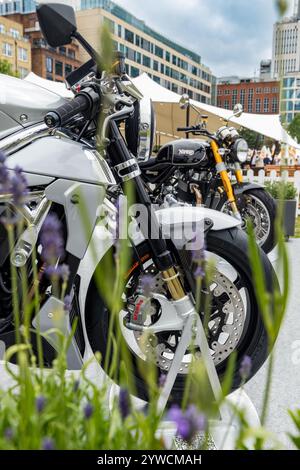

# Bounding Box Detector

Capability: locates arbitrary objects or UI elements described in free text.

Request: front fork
[210,140,242,220]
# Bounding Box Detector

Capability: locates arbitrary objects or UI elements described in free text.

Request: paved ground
[245,238,300,449]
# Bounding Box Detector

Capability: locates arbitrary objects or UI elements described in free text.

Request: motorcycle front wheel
[219,189,276,254]
[85,227,275,403]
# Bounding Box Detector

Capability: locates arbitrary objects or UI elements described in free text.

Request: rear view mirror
[37,3,77,47]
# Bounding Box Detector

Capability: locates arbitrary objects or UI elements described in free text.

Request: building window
[224,100,230,110]
[142,55,151,68]
[118,24,122,38]
[256,98,261,113]
[18,67,28,78]
[272,97,278,113]
[153,60,159,72]
[10,28,20,38]
[153,75,160,84]
[172,55,177,65]
[283,77,295,88]
[130,66,139,78]
[165,51,170,62]
[59,46,66,56]
[125,47,135,61]
[2,42,12,57]
[0,24,6,34]
[125,29,134,44]
[135,34,140,47]
[155,45,163,58]
[160,63,164,74]
[140,38,151,52]
[67,49,75,59]
[256,87,262,94]
[46,56,53,73]
[136,52,141,64]
[264,97,269,113]
[55,61,63,76]
[65,63,72,76]
[18,47,28,62]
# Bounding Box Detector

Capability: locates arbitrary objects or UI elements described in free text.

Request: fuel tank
[156,139,209,167]
[5,135,116,187]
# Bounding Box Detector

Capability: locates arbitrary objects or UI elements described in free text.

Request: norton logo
[178,149,195,156]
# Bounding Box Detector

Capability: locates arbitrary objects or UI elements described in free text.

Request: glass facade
[280,73,300,122]
[0,0,36,14]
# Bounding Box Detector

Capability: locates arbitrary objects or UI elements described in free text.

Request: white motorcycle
[0,3,276,404]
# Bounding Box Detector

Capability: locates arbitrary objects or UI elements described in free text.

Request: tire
[219,189,277,254]
[85,228,276,403]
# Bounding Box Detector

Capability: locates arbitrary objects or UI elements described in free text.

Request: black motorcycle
[139,108,276,254]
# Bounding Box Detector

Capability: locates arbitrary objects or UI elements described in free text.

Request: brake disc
[126,263,245,374]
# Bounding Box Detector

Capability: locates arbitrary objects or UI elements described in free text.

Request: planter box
[276,199,298,238]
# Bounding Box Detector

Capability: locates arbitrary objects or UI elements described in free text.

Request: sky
[115,0,295,78]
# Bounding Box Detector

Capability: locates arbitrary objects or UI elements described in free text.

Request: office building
[0,14,31,77]
[217,76,280,114]
[77,0,216,104]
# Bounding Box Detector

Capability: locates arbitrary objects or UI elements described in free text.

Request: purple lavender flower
[64,295,72,313]
[168,404,206,443]
[119,388,130,420]
[83,402,94,419]
[4,427,14,441]
[42,437,55,450]
[239,355,252,380]
[192,243,206,281]
[36,395,46,413]
[60,264,70,282]
[40,214,65,266]
[159,373,167,388]
[140,274,155,298]
[194,265,205,280]
[10,166,28,206]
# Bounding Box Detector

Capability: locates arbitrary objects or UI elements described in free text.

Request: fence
[243,169,300,193]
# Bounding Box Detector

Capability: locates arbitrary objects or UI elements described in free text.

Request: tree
[239,128,264,150]
[0,59,19,77]
[288,114,300,144]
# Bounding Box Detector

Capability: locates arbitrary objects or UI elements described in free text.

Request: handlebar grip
[177,127,190,132]
[44,93,91,128]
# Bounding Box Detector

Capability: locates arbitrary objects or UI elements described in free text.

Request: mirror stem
[186,103,190,139]
[72,31,102,68]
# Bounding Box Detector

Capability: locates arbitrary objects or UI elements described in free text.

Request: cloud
[115,0,293,77]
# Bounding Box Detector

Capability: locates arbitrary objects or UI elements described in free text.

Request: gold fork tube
[162,268,186,301]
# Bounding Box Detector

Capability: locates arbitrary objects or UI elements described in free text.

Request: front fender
[129,205,241,249]
[233,182,264,196]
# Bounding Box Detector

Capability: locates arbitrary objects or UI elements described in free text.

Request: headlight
[232,138,248,163]
[125,96,156,162]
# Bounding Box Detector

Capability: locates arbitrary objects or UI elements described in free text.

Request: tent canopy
[25,72,74,98]
[132,73,299,149]
[24,71,298,148]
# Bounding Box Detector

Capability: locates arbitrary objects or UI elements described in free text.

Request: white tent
[24,72,74,99]
[132,73,299,149]
[24,71,298,148]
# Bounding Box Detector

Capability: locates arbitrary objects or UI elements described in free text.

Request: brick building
[8,12,82,81]
[0,15,31,78]
[217,77,280,114]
